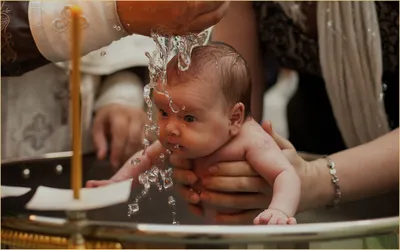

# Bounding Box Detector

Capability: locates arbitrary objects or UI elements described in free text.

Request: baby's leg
[253,209,297,225]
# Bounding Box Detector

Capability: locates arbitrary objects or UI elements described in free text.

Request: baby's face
[154,78,231,159]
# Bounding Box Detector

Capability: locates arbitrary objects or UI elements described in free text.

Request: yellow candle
[70,6,82,200]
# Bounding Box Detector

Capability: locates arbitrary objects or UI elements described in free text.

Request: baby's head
[154,42,251,158]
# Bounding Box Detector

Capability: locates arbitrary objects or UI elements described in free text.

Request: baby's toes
[277,218,288,225]
[258,211,273,224]
[287,217,297,225]
[267,215,281,225]
[253,215,261,225]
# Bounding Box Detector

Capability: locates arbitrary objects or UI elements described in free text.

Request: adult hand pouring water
[117,1,230,36]
[2,1,229,76]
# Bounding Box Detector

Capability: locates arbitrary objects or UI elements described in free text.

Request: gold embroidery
[53,5,89,33]
[1,1,17,63]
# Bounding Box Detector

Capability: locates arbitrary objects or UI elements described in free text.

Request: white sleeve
[28,0,129,62]
[94,70,144,111]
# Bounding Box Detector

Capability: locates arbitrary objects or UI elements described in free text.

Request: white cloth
[1,34,155,160]
[28,0,128,62]
[263,69,298,139]
[56,35,155,75]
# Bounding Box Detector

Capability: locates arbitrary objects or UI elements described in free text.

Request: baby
[87,43,300,225]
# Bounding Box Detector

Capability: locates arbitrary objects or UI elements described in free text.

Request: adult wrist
[322,156,341,208]
[305,158,340,211]
[29,0,129,62]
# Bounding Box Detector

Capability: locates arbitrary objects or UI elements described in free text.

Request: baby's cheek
[156,128,168,146]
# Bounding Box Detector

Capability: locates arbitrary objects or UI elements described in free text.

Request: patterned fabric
[1,64,73,159]
[253,1,398,77]
[1,1,50,76]
[253,1,399,144]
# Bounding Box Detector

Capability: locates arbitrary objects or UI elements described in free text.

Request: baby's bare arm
[110,140,166,184]
[245,133,300,217]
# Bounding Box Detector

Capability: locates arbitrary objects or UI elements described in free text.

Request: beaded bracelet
[323,156,341,208]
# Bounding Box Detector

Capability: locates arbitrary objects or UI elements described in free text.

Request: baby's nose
[166,122,180,136]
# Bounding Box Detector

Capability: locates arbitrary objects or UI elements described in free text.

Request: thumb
[261,120,295,150]
[92,116,108,160]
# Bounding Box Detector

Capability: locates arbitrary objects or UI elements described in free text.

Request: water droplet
[163,178,173,189]
[148,173,158,183]
[143,138,150,147]
[138,173,148,185]
[166,149,172,155]
[100,51,106,56]
[131,158,141,166]
[382,83,388,92]
[128,203,139,217]
[150,165,159,175]
[168,196,176,206]
[146,110,152,121]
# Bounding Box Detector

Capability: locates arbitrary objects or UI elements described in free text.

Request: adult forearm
[211,2,265,122]
[306,129,399,211]
[29,1,127,64]
[1,0,128,77]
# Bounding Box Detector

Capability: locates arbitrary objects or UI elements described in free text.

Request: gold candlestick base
[66,211,87,249]
[1,229,122,249]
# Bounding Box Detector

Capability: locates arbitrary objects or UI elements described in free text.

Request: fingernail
[208,166,218,174]
[200,192,210,201]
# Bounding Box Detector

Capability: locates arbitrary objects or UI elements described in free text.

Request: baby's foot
[253,209,297,225]
[86,179,115,188]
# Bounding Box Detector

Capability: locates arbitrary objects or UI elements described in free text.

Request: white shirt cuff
[28,0,129,62]
[94,71,144,111]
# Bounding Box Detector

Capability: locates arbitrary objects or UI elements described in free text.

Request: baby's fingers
[86,180,114,188]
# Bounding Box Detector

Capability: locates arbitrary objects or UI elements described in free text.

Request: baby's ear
[229,102,245,136]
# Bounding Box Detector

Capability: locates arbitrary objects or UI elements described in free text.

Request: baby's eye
[184,115,196,123]
[159,109,168,117]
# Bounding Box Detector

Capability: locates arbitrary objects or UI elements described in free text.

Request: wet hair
[166,42,252,117]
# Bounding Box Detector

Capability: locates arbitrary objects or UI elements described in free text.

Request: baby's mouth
[167,143,184,151]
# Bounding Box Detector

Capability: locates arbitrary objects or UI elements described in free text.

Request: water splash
[127,29,210,224]
[168,196,179,225]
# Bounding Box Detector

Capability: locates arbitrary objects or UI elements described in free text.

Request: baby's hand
[253,208,297,225]
[86,179,116,188]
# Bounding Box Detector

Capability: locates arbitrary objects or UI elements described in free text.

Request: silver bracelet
[323,156,341,208]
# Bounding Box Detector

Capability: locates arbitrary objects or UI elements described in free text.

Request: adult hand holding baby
[117,1,230,36]
[171,120,311,224]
